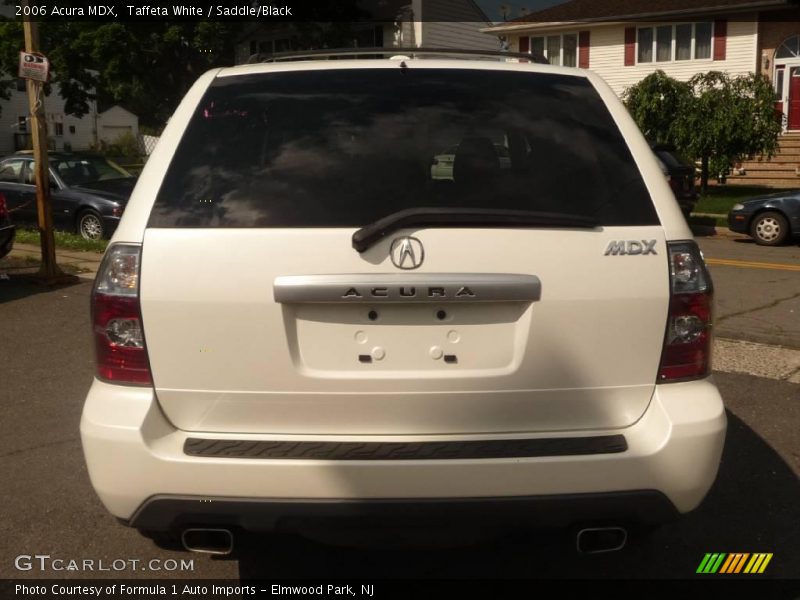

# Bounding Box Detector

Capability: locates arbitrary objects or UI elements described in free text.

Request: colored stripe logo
[697,553,773,574]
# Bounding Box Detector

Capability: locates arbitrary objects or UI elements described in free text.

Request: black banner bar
[3,579,800,599]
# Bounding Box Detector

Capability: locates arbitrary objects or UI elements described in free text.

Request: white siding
[587,18,758,96]
[422,21,499,50]
[420,0,496,51]
[0,85,33,155]
[510,15,758,97]
[0,82,98,154]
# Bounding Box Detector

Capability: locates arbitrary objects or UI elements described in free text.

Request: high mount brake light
[658,241,713,382]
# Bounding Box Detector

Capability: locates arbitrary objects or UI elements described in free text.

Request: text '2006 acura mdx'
[80,51,726,554]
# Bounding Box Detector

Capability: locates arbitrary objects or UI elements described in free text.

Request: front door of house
[789,67,800,130]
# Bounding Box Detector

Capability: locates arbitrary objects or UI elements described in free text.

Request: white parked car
[81,52,726,555]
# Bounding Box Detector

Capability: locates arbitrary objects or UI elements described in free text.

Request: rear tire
[77,209,106,241]
[750,211,789,246]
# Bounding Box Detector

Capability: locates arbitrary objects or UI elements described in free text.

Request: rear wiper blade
[352,207,598,253]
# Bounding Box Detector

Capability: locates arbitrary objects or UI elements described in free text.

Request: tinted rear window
[149,68,658,228]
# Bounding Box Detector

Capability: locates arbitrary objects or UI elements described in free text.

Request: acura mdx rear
[80,57,726,551]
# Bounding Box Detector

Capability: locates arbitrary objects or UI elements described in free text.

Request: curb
[7,242,103,280]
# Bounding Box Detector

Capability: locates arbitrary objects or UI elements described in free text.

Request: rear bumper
[129,491,680,533]
[727,211,752,234]
[80,377,726,530]
[101,215,120,238]
[0,223,15,258]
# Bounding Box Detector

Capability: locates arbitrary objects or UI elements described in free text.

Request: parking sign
[18,51,49,82]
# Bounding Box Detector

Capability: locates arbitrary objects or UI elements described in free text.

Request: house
[97,105,139,145]
[0,80,99,154]
[234,0,498,64]
[484,0,800,184]
[0,82,141,155]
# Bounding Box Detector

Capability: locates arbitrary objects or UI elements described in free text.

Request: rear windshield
[149,68,658,228]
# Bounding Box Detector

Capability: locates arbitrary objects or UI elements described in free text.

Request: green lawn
[15,228,108,253]
[692,185,774,215]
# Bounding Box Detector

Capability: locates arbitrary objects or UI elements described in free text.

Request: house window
[637,28,653,63]
[656,26,672,62]
[531,36,544,57]
[695,22,712,59]
[17,116,27,133]
[530,33,579,66]
[563,34,577,67]
[637,22,713,63]
[676,24,692,60]
[54,122,64,136]
[69,125,76,134]
[775,67,785,96]
[546,36,561,65]
[776,35,800,59]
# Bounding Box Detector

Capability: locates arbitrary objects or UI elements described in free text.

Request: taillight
[0,192,8,219]
[658,241,713,382]
[91,243,152,385]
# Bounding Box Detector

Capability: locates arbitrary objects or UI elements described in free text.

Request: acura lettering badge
[390,237,424,270]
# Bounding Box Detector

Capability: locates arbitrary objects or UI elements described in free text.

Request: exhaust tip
[576,526,627,554]
[181,528,234,555]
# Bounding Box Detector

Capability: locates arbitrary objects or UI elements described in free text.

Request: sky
[474,0,567,23]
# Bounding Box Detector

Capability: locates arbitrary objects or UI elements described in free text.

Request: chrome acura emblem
[390,236,424,270]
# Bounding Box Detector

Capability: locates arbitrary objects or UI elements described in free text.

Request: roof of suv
[217,57,589,80]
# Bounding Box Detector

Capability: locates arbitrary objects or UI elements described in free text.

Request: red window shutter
[578,30,590,68]
[624,27,636,66]
[713,20,727,61]
[519,36,529,54]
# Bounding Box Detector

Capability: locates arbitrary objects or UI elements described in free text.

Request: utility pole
[21,1,74,284]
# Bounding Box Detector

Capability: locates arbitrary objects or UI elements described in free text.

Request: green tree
[624,70,781,194]
[622,70,691,146]
[0,19,243,127]
[675,71,781,193]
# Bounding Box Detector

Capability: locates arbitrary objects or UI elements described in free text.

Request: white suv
[80,52,726,554]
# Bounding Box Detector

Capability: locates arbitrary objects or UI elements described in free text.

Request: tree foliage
[0,19,243,127]
[624,70,781,192]
[622,70,691,146]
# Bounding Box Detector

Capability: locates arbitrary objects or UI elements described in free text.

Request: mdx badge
[605,240,658,256]
[390,236,424,269]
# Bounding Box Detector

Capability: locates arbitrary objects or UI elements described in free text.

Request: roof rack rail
[246,47,549,65]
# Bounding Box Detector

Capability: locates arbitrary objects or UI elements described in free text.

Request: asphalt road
[697,233,800,349]
[0,275,798,583]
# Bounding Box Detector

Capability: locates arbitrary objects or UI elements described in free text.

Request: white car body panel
[81,376,726,519]
[140,226,668,435]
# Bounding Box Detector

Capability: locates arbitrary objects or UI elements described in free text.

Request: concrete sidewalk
[6,242,104,281]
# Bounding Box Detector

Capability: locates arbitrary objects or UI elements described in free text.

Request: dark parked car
[728,189,800,246]
[0,191,14,259]
[651,144,697,217]
[0,152,136,240]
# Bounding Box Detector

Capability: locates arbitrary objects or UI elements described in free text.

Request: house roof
[99,105,138,119]
[486,0,790,30]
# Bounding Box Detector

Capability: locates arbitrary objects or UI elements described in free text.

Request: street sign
[18,50,49,82]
